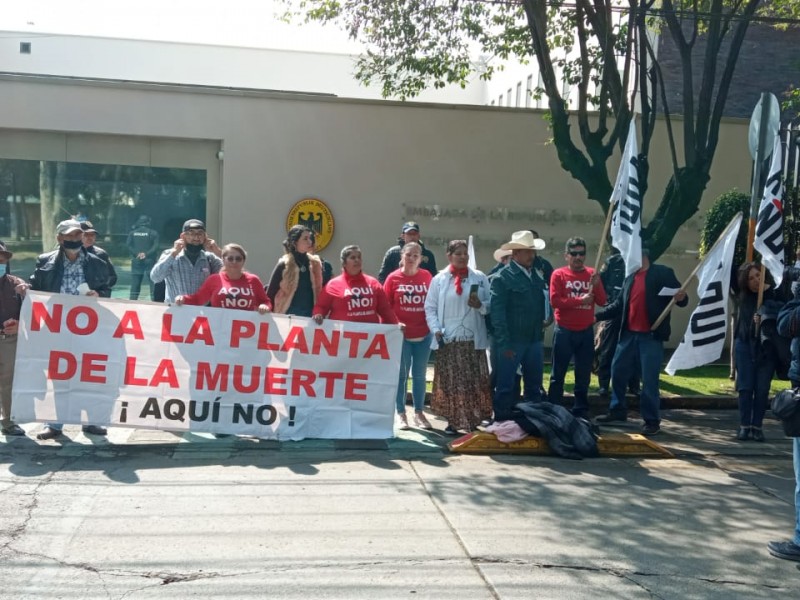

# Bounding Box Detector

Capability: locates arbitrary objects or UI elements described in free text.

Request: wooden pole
[593,201,616,274]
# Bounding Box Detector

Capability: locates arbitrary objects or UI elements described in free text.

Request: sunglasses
[568,250,586,257]
[224,255,244,263]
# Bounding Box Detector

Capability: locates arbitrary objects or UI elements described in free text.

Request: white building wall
[0,31,487,105]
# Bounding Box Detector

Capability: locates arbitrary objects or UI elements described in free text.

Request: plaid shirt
[60,253,86,295]
[150,249,222,304]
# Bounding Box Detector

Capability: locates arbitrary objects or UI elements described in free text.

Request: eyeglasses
[568,251,586,257]
[224,255,244,263]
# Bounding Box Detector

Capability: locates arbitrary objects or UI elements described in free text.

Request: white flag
[609,122,642,277]
[753,137,785,286]
[467,235,477,271]
[665,213,743,375]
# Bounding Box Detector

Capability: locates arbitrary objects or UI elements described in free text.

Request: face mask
[62,240,83,250]
[184,242,204,256]
[0,264,6,277]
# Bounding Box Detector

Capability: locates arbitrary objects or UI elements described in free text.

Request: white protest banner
[754,136,785,285]
[12,292,403,440]
[665,213,743,375]
[609,121,643,277]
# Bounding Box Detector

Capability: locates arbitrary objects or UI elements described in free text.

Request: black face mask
[62,240,83,251]
[184,242,204,256]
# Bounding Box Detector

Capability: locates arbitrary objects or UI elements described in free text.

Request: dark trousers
[548,324,594,418]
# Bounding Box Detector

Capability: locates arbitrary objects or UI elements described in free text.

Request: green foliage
[699,189,749,265]
[286,0,798,260]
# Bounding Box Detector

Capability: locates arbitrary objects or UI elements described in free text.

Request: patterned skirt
[431,341,493,431]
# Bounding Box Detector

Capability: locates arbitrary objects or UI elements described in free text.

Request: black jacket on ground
[595,263,688,342]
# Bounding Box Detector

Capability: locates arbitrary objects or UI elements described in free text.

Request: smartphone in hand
[469,283,479,296]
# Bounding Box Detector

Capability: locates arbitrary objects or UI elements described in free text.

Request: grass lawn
[426,363,791,398]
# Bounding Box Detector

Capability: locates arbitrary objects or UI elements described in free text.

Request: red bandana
[449,265,468,295]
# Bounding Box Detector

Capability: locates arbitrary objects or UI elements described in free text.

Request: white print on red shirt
[218,286,255,309]
[344,286,374,312]
[396,283,427,311]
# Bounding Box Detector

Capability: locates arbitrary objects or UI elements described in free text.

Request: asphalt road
[1,408,798,599]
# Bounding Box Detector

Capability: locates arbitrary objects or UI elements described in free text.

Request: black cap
[80,220,97,233]
[0,240,12,258]
[402,221,420,233]
[182,219,206,232]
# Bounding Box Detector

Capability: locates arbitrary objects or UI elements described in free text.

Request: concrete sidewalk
[1,409,798,599]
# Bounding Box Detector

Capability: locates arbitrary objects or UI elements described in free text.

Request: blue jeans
[548,325,594,417]
[396,334,433,413]
[794,438,800,545]
[609,331,663,424]
[494,341,544,421]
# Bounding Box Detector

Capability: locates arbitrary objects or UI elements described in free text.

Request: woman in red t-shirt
[175,243,271,313]
[383,242,433,430]
[312,245,398,325]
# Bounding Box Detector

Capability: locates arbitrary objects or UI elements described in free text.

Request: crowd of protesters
[3,215,800,564]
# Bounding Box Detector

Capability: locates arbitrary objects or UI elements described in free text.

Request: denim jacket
[489,261,547,351]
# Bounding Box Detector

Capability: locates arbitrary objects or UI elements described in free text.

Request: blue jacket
[489,261,547,350]
[30,248,112,297]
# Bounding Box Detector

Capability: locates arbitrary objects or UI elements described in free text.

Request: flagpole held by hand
[594,202,616,274]
[651,213,744,331]
[755,263,767,338]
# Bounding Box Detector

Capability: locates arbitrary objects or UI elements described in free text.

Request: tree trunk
[644,165,711,261]
[39,161,55,251]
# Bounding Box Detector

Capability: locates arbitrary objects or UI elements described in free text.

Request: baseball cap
[56,219,83,235]
[0,240,12,259]
[402,221,420,233]
[182,219,206,232]
[80,220,98,233]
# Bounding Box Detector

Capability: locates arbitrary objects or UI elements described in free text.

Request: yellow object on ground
[448,431,673,458]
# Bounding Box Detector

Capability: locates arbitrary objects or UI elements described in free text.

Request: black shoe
[443,424,460,436]
[768,540,800,562]
[1,424,25,436]
[751,427,765,442]
[214,433,232,439]
[82,425,107,436]
[36,427,63,440]
[642,423,661,436]
[597,387,609,398]
[736,426,751,441]
[596,412,627,423]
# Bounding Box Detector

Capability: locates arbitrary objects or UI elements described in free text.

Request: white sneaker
[396,413,410,430]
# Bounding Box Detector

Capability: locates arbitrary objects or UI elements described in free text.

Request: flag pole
[651,213,743,331]
[593,201,616,274]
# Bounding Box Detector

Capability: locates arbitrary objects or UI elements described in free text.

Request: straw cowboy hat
[500,230,546,251]
[493,248,512,263]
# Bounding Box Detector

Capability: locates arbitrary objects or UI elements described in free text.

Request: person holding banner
[150,219,223,305]
[175,243,271,313]
[425,239,492,435]
[0,241,29,436]
[30,219,113,440]
[384,242,433,430]
[595,249,687,436]
[312,245,398,325]
[732,262,781,442]
[266,225,324,317]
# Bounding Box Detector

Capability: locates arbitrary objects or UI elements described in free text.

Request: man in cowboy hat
[489,231,549,421]
[0,241,30,436]
[548,236,607,419]
[377,221,437,283]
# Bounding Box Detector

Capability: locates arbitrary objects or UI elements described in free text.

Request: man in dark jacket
[490,231,548,421]
[31,219,112,440]
[126,215,160,300]
[377,221,437,283]
[81,220,117,288]
[595,249,688,436]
